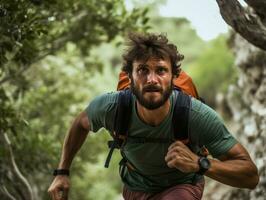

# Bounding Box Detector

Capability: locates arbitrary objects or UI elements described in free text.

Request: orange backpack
[117,70,199,99]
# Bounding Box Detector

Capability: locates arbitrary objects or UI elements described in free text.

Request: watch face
[200,157,210,170]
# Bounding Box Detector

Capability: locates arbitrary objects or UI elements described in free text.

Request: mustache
[143,85,162,92]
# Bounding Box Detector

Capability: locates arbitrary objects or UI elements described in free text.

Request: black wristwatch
[53,169,70,176]
[197,157,211,175]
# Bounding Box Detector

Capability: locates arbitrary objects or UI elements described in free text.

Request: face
[130,57,173,110]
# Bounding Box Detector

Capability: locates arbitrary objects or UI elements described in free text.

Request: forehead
[133,57,171,68]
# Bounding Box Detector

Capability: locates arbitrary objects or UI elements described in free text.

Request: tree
[0,0,148,199]
[209,1,266,199]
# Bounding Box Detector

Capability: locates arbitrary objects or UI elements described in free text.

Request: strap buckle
[105,136,126,168]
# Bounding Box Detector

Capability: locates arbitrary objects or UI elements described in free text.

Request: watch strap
[53,169,70,176]
[197,166,208,175]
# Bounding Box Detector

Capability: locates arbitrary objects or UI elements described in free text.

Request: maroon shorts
[122,181,204,200]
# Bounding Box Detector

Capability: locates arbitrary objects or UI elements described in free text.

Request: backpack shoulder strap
[172,89,206,185]
[104,89,132,168]
[114,89,132,137]
[172,90,208,156]
[172,89,191,144]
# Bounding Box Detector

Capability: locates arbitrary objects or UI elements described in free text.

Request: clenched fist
[165,140,199,173]
[48,175,70,200]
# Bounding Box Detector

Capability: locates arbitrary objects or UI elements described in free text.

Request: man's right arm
[58,111,90,169]
[48,111,90,200]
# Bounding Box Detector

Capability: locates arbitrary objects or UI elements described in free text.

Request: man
[48,33,259,200]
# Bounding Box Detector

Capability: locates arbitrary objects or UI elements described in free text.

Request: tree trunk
[207,1,266,199]
[221,33,266,200]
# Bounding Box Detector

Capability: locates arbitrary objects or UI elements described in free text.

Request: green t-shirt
[86,91,237,192]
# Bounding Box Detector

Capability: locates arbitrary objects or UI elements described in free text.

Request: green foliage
[4,44,122,199]
[0,0,148,199]
[0,0,148,77]
[187,35,236,107]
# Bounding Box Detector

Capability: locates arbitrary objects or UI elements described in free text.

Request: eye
[137,66,149,74]
[157,67,168,74]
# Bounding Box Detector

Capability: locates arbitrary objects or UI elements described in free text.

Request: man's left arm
[165,140,259,189]
[205,142,259,189]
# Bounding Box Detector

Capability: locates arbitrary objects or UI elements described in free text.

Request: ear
[128,74,132,84]
[127,72,132,80]
[127,73,132,89]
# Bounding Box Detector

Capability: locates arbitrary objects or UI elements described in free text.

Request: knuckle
[175,140,181,144]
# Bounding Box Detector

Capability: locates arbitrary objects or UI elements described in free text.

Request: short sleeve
[202,116,238,158]
[190,99,238,158]
[85,92,118,133]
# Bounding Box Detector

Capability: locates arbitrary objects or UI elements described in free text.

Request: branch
[0,185,17,200]
[244,0,266,24]
[216,0,266,51]
[3,133,34,200]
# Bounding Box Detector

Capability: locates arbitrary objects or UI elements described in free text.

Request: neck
[136,99,171,126]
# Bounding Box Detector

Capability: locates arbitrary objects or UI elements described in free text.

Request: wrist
[197,156,211,175]
[53,169,70,176]
[193,155,200,172]
[194,161,200,173]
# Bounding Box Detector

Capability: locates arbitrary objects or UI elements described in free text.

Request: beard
[131,80,173,110]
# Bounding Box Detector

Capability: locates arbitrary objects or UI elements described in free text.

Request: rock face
[215,0,266,145]
[222,34,266,199]
[203,33,266,200]
[210,1,266,199]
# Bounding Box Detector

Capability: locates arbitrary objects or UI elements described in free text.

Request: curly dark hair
[122,32,184,76]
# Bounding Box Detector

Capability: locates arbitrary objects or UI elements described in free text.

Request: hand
[48,175,70,200]
[165,140,199,173]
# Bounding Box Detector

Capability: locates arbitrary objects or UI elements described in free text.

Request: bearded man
[48,33,259,200]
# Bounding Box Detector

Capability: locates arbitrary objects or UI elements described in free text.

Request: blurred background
[0,0,265,199]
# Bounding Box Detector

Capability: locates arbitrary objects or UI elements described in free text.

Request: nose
[147,72,158,84]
